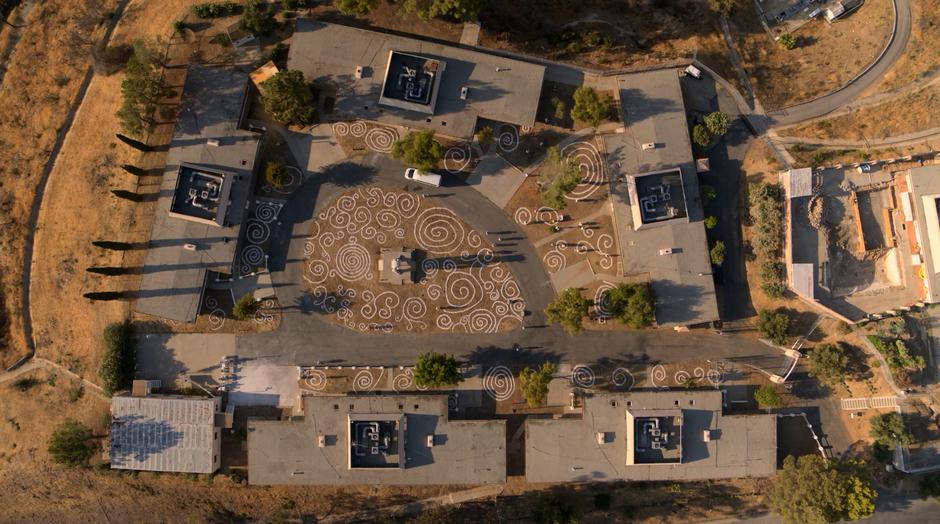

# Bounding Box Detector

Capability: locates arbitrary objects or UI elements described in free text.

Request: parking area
[756,0,826,34]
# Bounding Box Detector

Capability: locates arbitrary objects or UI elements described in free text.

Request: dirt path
[0,356,105,397]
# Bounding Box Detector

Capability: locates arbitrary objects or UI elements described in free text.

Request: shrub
[475,126,493,150]
[710,241,725,266]
[191,2,240,18]
[11,377,39,392]
[539,146,582,209]
[117,39,167,136]
[920,473,940,500]
[754,384,782,408]
[593,493,611,510]
[545,288,591,334]
[870,412,912,450]
[704,216,718,229]
[260,70,315,124]
[868,336,926,372]
[779,33,797,49]
[700,183,717,202]
[808,343,849,386]
[264,161,290,188]
[336,0,379,15]
[392,130,444,171]
[708,0,737,17]
[233,294,261,320]
[99,322,135,396]
[768,455,875,523]
[48,419,96,468]
[703,111,730,137]
[173,20,186,34]
[280,0,307,8]
[551,96,568,121]
[412,352,463,388]
[761,281,787,298]
[239,0,277,35]
[758,308,790,345]
[519,363,556,407]
[692,124,712,147]
[570,86,610,127]
[400,0,487,22]
[210,33,231,47]
[68,387,85,403]
[604,282,654,329]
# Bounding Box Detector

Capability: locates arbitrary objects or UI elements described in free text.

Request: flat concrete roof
[135,65,262,322]
[287,20,545,139]
[606,69,718,327]
[110,395,221,474]
[247,395,506,485]
[906,165,940,302]
[526,391,777,482]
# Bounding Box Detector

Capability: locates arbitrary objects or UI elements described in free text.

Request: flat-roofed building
[902,165,940,302]
[526,391,777,482]
[247,395,506,485]
[606,68,718,327]
[287,20,545,139]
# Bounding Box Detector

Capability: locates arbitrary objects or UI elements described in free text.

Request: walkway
[771,126,940,149]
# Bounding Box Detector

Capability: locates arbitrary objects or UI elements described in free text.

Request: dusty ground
[786,138,940,168]
[874,0,940,92]
[779,84,940,140]
[731,0,893,109]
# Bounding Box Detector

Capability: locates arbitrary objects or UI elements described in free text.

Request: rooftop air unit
[355,66,363,79]
[642,142,657,150]
[318,434,326,448]
[426,434,435,448]
[206,138,220,147]
[183,243,198,251]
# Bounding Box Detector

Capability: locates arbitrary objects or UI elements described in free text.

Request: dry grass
[785,139,940,168]
[779,85,940,141]
[875,0,940,91]
[732,0,893,109]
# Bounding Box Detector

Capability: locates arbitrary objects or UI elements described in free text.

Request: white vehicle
[684,65,702,79]
[404,168,442,187]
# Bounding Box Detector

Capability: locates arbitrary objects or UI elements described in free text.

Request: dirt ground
[873,0,940,92]
[779,84,940,140]
[731,0,893,109]
[786,138,940,168]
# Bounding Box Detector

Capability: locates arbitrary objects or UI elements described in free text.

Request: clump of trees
[99,322,135,396]
[413,352,463,388]
[116,39,167,136]
[570,86,611,128]
[233,294,261,320]
[869,412,911,451]
[401,0,486,20]
[692,111,731,147]
[48,419,97,468]
[336,0,379,15]
[191,2,240,18]
[868,335,925,373]
[767,455,876,523]
[519,362,556,407]
[758,308,790,346]
[239,0,277,36]
[545,288,591,335]
[710,240,725,266]
[392,130,444,170]
[754,384,782,408]
[749,182,786,297]
[604,282,654,329]
[808,343,849,387]
[779,33,798,50]
[539,146,582,209]
[260,70,315,124]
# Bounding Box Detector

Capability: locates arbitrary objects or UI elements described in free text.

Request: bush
[11,377,39,392]
[99,322,135,396]
[761,281,786,298]
[412,352,463,388]
[260,70,315,124]
[173,20,186,34]
[754,384,782,408]
[192,2,240,18]
[570,86,610,127]
[233,294,260,320]
[117,39,168,136]
[604,283,654,329]
[593,492,611,510]
[704,216,718,229]
[708,0,737,17]
[700,183,717,202]
[709,241,725,266]
[551,96,568,121]
[545,288,591,334]
[392,130,444,171]
[48,419,96,468]
[539,146,582,209]
[868,336,926,372]
[400,0,487,22]
[519,363,556,407]
[532,494,578,524]
[758,308,790,345]
[475,126,493,150]
[692,124,711,147]
[920,473,940,500]
[264,161,290,188]
[336,0,379,15]
[808,343,849,386]
[210,33,231,47]
[779,33,797,49]
[68,387,85,403]
[239,0,277,35]
[703,111,730,137]
[870,412,912,450]
[280,0,307,8]
[92,42,133,75]
[768,455,875,523]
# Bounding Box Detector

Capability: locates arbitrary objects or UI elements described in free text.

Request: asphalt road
[237,153,786,368]
[766,0,912,127]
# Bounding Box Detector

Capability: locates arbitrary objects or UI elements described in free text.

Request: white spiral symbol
[593,282,615,319]
[255,202,281,222]
[694,367,706,379]
[543,250,567,273]
[571,365,595,388]
[349,120,368,137]
[466,308,499,333]
[707,370,722,386]
[562,140,605,201]
[392,369,413,391]
[332,122,349,136]
[414,208,464,253]
[514,207,533,225]
[245,220,270,244]
[301,369,327,391]
[483,366,515,401]
[353,370,379,391]
[241,245,265,267]
[365,126,398,153]
[611,368,634,389]
[444,146,472,174]
[497,124,519,153]
[207,308,225,331]
[649,365,667,388]
[674,370,692,384]
[334,242,372,281]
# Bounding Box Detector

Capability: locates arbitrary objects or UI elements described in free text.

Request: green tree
[808,343,849,387]
[264,161,290,188]
[754,384,782,408]
[869,412,911,450]
[551,96,568,121]
[117,39,167,136]
[708,0,737,17]
[336,0,378,15]
[604,282,654,329]
[692,124,712,147]
[260,70,315,124]
[392,130,444,170]
[539,146,582,209]
[48,419,96,468]
[779,33,797,49]
[710,240,725,266]
[519,363,556,407]
[233,293,261,320]
[768,455,876,524]
[703,111,731,137]
[545,288,591,335]
[99,322,135,396]
[239,0,276,35]
[758,308,790,345]
[191,2,240,18]
[413,352,463,388]
[704,216,718,229]
[400,0,486,21]
[532,494,579,524]
[570,86,610,127]
[920,473,940,501]
[475,126,493,150]
[700,183,717,202]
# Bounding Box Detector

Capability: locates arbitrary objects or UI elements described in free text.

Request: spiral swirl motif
[497,124,519,153]
[204,296,219,310]
[301,369,327,391]
[693,367,706,379]
[562,140,606,201]
[414,208,465,253]
[241,245,265,267]
[365,126,398,153]
[444,272,484,311]
[571,365,595,388]
[707,369,722,386]
[349,120,368,137]
[207,308,225,331]
[649,364,667,388]
[483,366,515,401]
[543,249,567,273]
[353,370,380,392]
[674,370,692,385]
[332,122,349,136]
[466,308,499,333]
[246,220,271,244]
[514,207,533,225]
[392,369,414,391]
[334,242,372,281]
[611,368,634,389]
[444,146,472,174]
[593,282,615,319]
[255,202,282,223]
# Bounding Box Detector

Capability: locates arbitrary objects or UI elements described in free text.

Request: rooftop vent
[703,430,712,442]
[642,142,656,150]
[426,434,435,448]
[207,138,220,147]
[355,65,364,79]
[183,243,198,251]
[596,432,607,445]
[460,86,469,100]
[318,434,326,448]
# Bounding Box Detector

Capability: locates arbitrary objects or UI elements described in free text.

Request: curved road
[237,153,786,369]
[766,0,912,127]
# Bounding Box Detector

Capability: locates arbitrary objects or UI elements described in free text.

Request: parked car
[404,168,442,187]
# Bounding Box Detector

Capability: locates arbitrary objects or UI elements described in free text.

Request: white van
[685,65,702,79]
[404,168,442,187]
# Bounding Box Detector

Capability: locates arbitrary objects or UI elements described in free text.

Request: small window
[333,404,339,410]
[364,105,369,110]
[214,432,218,441]
[610,400,617,407]
[689,400,695,406]
[426,117,432,123]
[398,404,404,410]
[349,404,355,410]
[674,400,680,406]
[626,401,632,407]
[414,404,419,410]
[441,121,446,126]
[213,455,218,463]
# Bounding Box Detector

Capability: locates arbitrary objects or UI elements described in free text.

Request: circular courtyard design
[303,187,526,333]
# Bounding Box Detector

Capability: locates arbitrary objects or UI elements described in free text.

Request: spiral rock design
[483,366,515,401]
[571,365,595,388]
[611,368,634,389]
